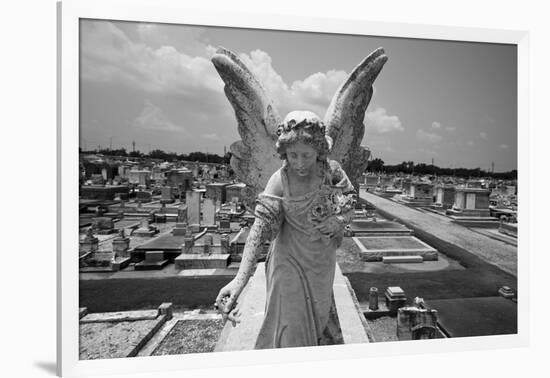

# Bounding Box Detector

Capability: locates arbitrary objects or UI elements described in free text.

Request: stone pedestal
[133,219,159,237]
[172,222,188,236]
[112,231,131,258]
[385,286,407,315]
[368,287,379,311]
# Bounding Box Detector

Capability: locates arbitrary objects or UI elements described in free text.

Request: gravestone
[203,233,214,254]
[161,186,174,204]
[186,191,201,230]
[202,198,216,227]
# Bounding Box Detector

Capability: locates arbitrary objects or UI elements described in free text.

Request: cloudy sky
[80,19,517,171]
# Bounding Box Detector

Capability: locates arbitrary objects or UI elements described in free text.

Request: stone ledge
[214,262,369,351]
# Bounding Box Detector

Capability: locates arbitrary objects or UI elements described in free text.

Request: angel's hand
[215,279,243,327]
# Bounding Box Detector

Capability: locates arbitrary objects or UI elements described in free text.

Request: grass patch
[152,319,224,355]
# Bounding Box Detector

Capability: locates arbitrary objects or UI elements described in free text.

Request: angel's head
[276,111,333,168]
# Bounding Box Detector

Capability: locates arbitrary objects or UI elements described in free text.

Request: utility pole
[109,137,112,150]
[132,140,136,153]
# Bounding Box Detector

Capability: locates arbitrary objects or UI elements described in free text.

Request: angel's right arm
[232,170,284,289]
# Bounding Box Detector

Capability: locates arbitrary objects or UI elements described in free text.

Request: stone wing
[324,48,388,190]
[211,47,282,203]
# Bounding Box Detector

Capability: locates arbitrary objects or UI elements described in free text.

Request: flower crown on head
[276,114,326,136]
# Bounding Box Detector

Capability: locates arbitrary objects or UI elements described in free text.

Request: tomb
[446,187,499,226]
[91,217,116,235]
[165,168,193,193]
[348,218,412,237]
[396,181,434,207]
[205,182,229,204]
[174,232,230,269]
[433,184,456,209]
[160,186,174,204]
[174,253,230,269]
[364,175,379,191]
[128,170,151,188]
[80,185,129,201]
[225,183,246,204]
[133,218,159,237]
[353,235,438,262]
[134,250,170,270]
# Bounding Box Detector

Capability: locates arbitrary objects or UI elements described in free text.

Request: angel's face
[286,142,318,177]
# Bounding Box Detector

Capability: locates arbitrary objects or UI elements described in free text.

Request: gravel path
[360,190,517,276]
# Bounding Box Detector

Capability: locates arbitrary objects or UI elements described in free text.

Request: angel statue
[213,47,387,349]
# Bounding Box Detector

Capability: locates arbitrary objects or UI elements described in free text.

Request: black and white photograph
[76,16,519,360]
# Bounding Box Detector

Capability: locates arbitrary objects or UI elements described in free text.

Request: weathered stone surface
[186,191,201,226]
[174,254,230,269]
[211,47,281,205]
[325,48,388,190]
[212,47,387,201]
[202,198,216,226]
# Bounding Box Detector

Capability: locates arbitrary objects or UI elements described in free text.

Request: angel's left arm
[330,160,357,226]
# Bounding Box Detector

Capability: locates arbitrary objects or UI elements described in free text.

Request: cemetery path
[360,190,517,277]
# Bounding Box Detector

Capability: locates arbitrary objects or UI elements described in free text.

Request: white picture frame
[58,0,529,376]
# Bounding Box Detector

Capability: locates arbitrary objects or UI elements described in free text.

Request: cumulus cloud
[365,107,404,134]
[80,20,224,95]
[416,129,442,143]
[480,132,488,140]
[499,144,509,149]
[81,20,402,144]
[446,126,456,132]
[466,140,474,146]
[238,49,348,116]
[132,100,185,133]
[431,121,441,129]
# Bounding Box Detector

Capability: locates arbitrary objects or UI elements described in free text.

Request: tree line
[79,147,231,165]
[366,158,517,180]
